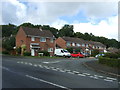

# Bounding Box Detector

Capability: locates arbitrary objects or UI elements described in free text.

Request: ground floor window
[48,48,53,52]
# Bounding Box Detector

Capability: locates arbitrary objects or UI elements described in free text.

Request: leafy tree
[42,25,59,38]
[2,36,15,51]
[2,23,17,37]
[59,24,74,37]
[66,48,73,53]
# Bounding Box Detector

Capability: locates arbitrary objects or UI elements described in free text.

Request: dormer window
[31,37,35,41]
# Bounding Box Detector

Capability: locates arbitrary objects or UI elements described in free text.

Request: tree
[59,24,74,37]
[2,36,15,51]
[42,25,59,38]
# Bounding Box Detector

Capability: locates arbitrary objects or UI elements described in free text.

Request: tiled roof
[21,26,55,38]
[62,37,106,47]
[88,41,106,47]
[62,37,85,44]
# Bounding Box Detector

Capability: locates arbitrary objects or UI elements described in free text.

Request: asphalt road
[2,55,120,89]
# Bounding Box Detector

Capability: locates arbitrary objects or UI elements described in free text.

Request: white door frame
[31,49,35,56]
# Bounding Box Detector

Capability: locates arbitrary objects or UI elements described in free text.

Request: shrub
[99,57,120,68]
[66,48,73,53]
[91,49,99,57]
[23,52,31,56]
[16,47,21,54]
[104,53,119,59]
[2,51,10,55]
[38,51,50,56]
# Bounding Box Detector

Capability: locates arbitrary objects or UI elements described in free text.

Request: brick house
[56,37,106,55]
[16,26,55,56]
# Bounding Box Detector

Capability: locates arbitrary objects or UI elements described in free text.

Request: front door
[31,49,35,56]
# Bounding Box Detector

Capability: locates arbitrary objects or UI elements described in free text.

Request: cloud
[1,0,118,40]
[73,15,118,40]
[1,1,118,25]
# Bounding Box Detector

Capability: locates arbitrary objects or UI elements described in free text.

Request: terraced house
[56,37,106,55]
[16,26,55,56]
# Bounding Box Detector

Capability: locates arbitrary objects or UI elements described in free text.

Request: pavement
[84,60,120,78]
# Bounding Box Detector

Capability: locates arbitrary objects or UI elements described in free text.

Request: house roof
[21,26,55,38]
[88,41,106,47]
[62,37,85,44]
[61,37,106,47]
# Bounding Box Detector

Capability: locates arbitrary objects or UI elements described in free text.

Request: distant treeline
[1,23,120,51]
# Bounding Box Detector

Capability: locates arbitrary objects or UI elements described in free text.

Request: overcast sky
[1,0,119,41]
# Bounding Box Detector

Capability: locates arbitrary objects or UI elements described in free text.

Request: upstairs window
[50,38,54,43]
[82,44,85,47]
[72,43,75,46]
[66,42,71,46]
[86,44,88,47]
[31,37,35,41]
[76,43,80,47]
[40,37,46,42]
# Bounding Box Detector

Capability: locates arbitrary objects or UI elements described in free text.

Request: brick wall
[16,27,27,48]
[56,37,66,49]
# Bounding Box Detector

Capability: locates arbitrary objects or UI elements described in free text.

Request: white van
[54,49,71,57]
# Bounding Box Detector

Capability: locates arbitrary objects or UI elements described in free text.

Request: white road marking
[89,76,99,79]
[26,75,71,90]
[44,66,49,68]
[78,74,86,77]
[52,69,58,71]
[17,62,20,63]
[29,63,32,65]
[50,67,55,69]
[106,77,117,81]
[104,79,113,82]
[33,64,37,67]
[59,70,65,72]
[25,62,28,65]
[39,65,43,68]
[82,73,90,75]
[21,62,23,64]
[73,71,79,74]
[43,61,60,64]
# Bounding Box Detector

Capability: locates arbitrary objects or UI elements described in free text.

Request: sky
[0,0,119,41]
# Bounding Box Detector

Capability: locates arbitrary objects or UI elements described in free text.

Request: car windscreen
[63,50,68,53]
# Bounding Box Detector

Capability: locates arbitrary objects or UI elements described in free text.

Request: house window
[76,43,80,47]
[72,43,75,46]
[50,38,54,43]
[48,48,53,52]
[82,44,85,47]
[86,44,88,47]
[40,37,46,42]
[66,42,71,46]
[31,37,35,41]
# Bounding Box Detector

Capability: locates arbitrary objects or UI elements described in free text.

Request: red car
[71,52,85,58]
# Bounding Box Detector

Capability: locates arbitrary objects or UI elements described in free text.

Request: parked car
[95,54,105,59]
[54,49,71,57]
[71,52,85,58]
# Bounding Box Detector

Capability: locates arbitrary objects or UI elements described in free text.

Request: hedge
[2,51,10,55]
[99,57,120,68]
[38,51,50,56]
[23,52,31,56]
